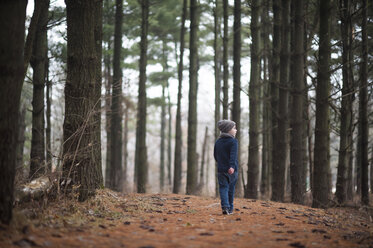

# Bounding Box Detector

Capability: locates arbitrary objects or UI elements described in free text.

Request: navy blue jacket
[214,135,238,173]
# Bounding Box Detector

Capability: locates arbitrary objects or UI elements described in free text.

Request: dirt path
[1,190,372,248]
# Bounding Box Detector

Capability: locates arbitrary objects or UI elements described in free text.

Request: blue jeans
[218,171,238,212]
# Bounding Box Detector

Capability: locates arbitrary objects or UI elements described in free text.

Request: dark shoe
[228,210,233,215]
[222,208,229,215]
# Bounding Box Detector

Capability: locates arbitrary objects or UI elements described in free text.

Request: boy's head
[218,120,236,134]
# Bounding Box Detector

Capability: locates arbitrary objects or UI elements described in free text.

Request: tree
[135,0,149,193]
[94,0,104,191]
[0,0,27,224]
[359,0,369,206]
[260,0,272,198]
[29,0,50,180]
[63,0,103,201]
[173,0,187,194]
[103,0,114,188]
[246,0,261,199]
[214,0,222,197]
[312,0,331,208]
[270,0,281,202]
[222,0,229,120]
[186,0,199,195]
[335,0,354,204]
[272,0,290,202]
[109,0,124,191]
[232,0,243,198]
[290,0,306,204]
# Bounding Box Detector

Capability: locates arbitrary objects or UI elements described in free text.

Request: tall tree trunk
[135,0,149,193]
[160,79,166,192]
[270,0,281,202]
[46,57,52,171]
[63,0,103,201]
[214,0,222,197]
[303,0,318,193]
[29,0,49,180]
[312,0,331,208]
[123,98,129,187]
[199,127,209,188]
[173,0,187,194]
[260,0,271,199]
[336,0,353,204]
[359,0,369,206]
[222,0,229,120]
[0,0,27,224]
[232,0,243,198]
[186,0,199,195]
[104,42,112,188]
[167,82,172,187]
[272,0,290,202]
[246,0,261,199]
[290,0,305,204]
[110,0,123,191]
[94,0,103,189]
[24,0,42,79]
[16,106,27,178]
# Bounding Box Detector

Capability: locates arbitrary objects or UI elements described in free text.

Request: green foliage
[148,71,174,86]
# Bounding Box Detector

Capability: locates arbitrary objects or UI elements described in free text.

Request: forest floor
[1,189,373,248]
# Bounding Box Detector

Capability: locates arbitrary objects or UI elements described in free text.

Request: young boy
[214,120,238,215]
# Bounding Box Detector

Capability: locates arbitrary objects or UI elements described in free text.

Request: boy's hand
[228,168,234,174]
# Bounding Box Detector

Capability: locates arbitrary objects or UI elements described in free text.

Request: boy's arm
[229,139,238,171]
[213,143,217,162]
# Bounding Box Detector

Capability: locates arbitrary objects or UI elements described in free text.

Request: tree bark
[16,106,27,178]
[260,0,271,199]
[312,0,331,208]
[160,75,166,192]
[103,0,113,189]
[167,81,172,187]
[104,42,112,188]
[63,0,103,201]
[46,57,52,172]
[233,0,243,198]
[94,0,104,189]
[30,0,50,180]
[359,0,369,206]
[272,0,290,202]
[290,0,305,204]
[0,0,27,224]
[214,0,222,197]
[270,0,281,202]
[336,0,354,205]
[186,0,199,195]
[109,0,123,191]
[135,0,149,193]
[222,0,229,120]
[173,0,187,194]
[24,0,42,78]
[199,127,209,188]
[246,0,261,199]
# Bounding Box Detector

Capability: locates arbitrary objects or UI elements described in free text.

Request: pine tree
[29,0,50,180]
[135,0,149,193]
[312,0,331,208]
[0,0,27,224]
[109,0,124,191]
[186,0,199,195]
[173,0,187,194]
[63,0,104,201]
[290,0,305,204]
[246,0,261,199]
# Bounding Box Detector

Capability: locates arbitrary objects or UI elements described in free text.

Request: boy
[214,120,238,215]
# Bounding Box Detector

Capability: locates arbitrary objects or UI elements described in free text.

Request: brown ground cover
[1,189,372,248]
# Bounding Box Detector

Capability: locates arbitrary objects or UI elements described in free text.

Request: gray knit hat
[218,120,236,133]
